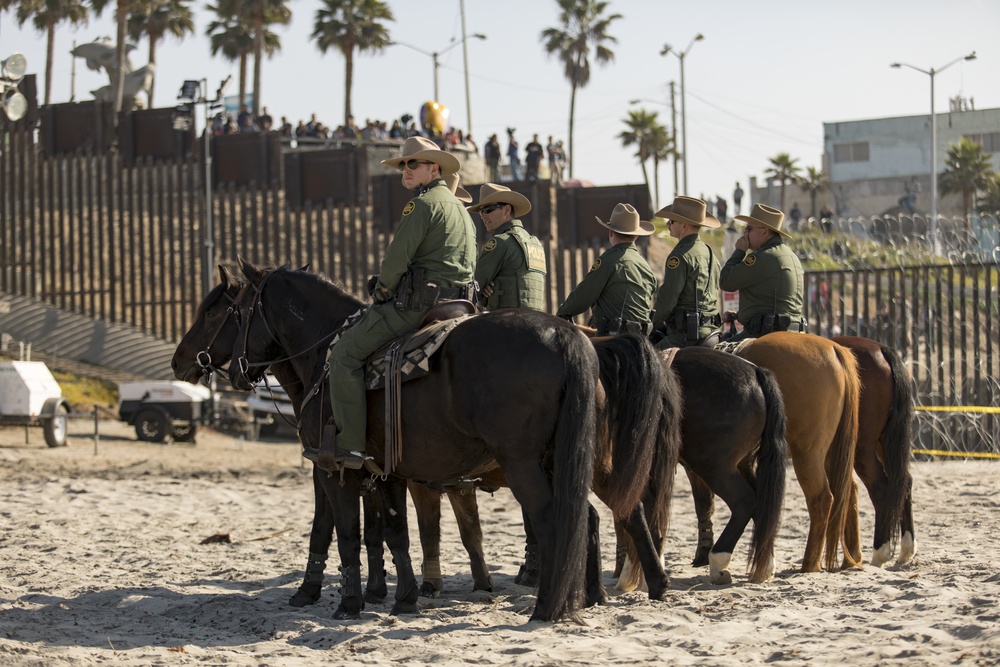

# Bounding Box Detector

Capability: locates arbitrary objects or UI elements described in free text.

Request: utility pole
[670,81,679,198]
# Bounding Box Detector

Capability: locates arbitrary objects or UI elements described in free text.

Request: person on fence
[525,134,544,181]
[485,134,502,183]
[719,203,805,341]
[733,181,744,216]
[467,183,547,311]
[312,136,478,471]
[506,129,522,181]
[650,196,722,348]
[556,203,656,335]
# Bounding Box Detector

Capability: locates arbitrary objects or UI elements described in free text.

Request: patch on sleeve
[743,254,757,267]
[402,201,416,217]
[484,239,497,252]
[590,258,602,272]
[666,256,680,269]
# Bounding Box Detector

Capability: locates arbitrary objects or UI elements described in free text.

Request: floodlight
[2,89,28,122]
[2,52,27,82]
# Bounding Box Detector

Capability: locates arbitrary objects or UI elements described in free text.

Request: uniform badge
[743,254,757,267]
[590,259,602,272]
[666,257,680,270]
[484,239,497,252]
[402,201,415,216]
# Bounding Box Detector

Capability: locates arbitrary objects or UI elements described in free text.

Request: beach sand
[1,420,998,666]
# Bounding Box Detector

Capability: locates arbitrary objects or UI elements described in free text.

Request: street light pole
[662,34,703,195]
[891,51,976,255]
[392,34,486,104]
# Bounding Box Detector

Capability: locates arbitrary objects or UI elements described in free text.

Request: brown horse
[832,336,915,567]
[710,333,862,574]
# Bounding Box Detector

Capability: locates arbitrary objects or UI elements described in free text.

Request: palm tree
[207,3,276,112]
[14,0,91,105]
[764,152,802,212]
[940,137,994,220]
[240,0,291,116]
[649,123,675,211]
[541,0,621,179]
[976,172,1000,216]
[127,0,194,108]
[311,0,393,127]
[799,166,828,220]
[618,108,657,205]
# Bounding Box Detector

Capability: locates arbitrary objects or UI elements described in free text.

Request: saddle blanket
[365,315,472,390]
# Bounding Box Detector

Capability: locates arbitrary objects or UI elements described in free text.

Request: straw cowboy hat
[380,136,460,175]
[444,171,472,203]
[735,203,790,237]
[466,183,532,217]
[654,196,720,229]
[595,203,655,236]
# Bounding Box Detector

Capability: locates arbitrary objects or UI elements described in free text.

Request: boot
[302,424,367,472]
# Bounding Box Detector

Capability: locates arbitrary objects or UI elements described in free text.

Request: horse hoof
[516,570,539,588]
[288,588,320,608]
[419,582,442,598]
[391,601,420,615]
[333,604,362,621]
[692,547,711,567]
[710,570,732,585]
[364,589,386,604]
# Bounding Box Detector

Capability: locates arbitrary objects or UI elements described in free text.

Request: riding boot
[302,423,367,472]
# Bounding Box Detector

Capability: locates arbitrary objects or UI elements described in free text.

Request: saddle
[364,300,476,390]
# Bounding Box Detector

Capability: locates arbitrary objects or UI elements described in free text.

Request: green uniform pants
[328,302,426,455]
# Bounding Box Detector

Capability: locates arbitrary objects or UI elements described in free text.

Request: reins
[195,281,253,381]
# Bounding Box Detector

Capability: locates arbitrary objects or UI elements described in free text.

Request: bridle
[194,280,252,381]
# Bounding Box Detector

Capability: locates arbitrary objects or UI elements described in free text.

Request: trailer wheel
[135,407,171,443]
[43,403,69,448]
[172,424,197,442]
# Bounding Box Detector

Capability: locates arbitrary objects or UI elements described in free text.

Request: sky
[2,0,998,211]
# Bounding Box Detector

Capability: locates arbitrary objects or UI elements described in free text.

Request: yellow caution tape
[912,449,1000,460]
[915,406,1000,414]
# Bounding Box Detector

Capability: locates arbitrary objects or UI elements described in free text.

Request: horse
[697,332,862,574]
[226,261,672,622]
[832,336,915,567]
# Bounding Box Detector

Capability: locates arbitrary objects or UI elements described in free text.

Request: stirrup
[333,451,370,470]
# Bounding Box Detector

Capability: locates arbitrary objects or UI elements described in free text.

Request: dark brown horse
[225,262,671,621]
[832,336,915,567]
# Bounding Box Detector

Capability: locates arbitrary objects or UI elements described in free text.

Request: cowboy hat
[444,171,472,203]
[735,203,789,237]
[595,203,655,236]
[380,136,460,175]
[654,196,720,229]
[466,183,532,217]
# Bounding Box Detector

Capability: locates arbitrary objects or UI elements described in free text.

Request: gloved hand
[367,275,379,297]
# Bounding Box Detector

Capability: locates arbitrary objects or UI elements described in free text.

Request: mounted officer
[719,203,805,341]
[650,196,722,348]
[556,203,656,335]
[467,183,547,311]
[313,136,477,471]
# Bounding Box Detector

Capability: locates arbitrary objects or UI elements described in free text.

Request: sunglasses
[400,159,433,171]
[481,203,506,214]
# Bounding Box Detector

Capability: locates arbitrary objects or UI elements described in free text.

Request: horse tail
[878,343,915,552]
[593,334,670,516]
[747,365,788,583]
[824,342,861,571]
[532,329,597,623]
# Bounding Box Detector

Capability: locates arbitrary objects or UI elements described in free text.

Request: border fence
[2,125,998,456]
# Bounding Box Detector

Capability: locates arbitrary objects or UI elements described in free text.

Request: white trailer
[0,361,72,447]
[118,381,212,443]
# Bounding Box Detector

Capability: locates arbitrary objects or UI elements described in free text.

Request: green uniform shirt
[474,220,547,311]
[651,234,720,332]
[375,178,478,299]
[719,235,804,325]
[556,242,656,329]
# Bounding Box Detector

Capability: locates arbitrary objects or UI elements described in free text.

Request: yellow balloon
[420,101,450,134]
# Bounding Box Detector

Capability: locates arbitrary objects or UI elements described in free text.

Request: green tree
[799,165,828,220]
[311,0,393,127]
[764,152,802,213]
[649,123,675,211]
[14,0,91,105]
[976,172,1000,215]
[126,0,194,108]
[940,137,994,220]
[206,2,278,113]
[541,0,621,179]
[618,108,658,206]
[242,0,291,116]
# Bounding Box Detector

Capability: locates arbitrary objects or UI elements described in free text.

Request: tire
[134,407,171,443]
[43,403,69,448]
[172,424,197,442]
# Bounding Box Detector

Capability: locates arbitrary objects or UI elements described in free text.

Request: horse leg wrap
[391,549,420,612]
[304,552,327,584]
[516,544,540,587]
[421,559,443,580]
[339,565,363,601]
[698,521,714,549]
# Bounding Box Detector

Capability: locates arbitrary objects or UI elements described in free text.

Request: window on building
[833,142,870,163]
[963,132,1000,154]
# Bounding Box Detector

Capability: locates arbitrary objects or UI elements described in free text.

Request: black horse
[224,261,669,622]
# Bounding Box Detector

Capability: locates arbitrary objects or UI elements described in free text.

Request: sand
[1,419,998,666]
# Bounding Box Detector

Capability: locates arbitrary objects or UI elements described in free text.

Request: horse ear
[219,264,234,287]
[297,263,310,272]
[238,255,264,283]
